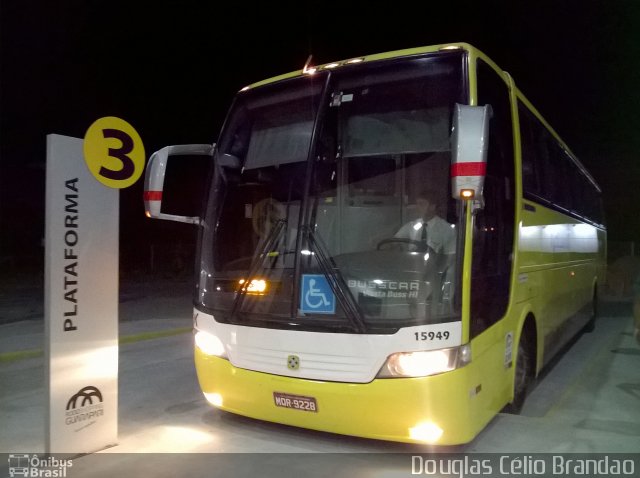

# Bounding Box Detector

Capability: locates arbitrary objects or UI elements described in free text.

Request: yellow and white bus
[143,43,606,445]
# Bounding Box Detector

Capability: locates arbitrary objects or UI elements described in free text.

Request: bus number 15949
[415,331,450,341]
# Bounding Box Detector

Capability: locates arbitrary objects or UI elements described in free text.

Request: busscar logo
[65,385,104,430]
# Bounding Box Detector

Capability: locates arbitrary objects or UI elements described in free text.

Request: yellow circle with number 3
[84,116,145,189]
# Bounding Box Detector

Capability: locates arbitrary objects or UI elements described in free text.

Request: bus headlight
[194,331,227,357]
[377,345,471,378]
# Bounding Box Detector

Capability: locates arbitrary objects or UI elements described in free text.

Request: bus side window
[518,103,541,198]
[471,60,516,337]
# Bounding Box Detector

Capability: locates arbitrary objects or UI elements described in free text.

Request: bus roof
[241,42,480,90]
[238,42,601,192]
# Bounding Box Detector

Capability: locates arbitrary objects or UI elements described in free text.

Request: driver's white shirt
[394,216,456,254]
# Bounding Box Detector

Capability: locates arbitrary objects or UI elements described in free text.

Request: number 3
[84,117,145,189]
[99,129,135,180]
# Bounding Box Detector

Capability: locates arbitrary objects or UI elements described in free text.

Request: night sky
[1,1,639,275]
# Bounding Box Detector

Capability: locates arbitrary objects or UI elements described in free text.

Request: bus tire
[584,288,597,333]
[505,331,533,414]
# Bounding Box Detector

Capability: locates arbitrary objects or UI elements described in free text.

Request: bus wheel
[584,289,597,333]
[505,334,532,414]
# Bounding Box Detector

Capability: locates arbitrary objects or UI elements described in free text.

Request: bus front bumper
[195,347,483,445]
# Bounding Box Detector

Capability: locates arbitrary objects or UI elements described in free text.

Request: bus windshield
[198,52,466,333]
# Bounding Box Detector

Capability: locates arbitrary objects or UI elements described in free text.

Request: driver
[394,189,456,255]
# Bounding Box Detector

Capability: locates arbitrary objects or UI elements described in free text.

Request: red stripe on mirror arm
[144,191,163,201]
[450,162,487,177]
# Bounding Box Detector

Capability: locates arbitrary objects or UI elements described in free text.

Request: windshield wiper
[304,226,367,333]
[230,219,286,321]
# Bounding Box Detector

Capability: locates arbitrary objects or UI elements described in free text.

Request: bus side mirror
[144,144,214,224]
[450,104,491,201]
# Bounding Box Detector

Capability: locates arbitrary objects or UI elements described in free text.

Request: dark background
[1,0,639,279]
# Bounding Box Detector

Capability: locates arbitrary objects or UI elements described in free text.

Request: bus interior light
[238,278,269,295]
[461,189,475,199]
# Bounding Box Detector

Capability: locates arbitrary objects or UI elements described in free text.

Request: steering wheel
[376,238,434,254]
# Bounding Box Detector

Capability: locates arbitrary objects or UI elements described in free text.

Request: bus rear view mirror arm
[450,104,492,204]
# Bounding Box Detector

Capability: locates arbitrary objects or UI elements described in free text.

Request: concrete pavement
[1,276,639,477]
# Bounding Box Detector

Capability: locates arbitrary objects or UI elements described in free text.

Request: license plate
[273,392,318,412]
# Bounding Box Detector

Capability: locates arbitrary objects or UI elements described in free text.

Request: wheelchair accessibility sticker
[300,274,335,314]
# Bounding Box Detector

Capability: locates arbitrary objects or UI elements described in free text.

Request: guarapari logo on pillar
[65,385,104,431]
